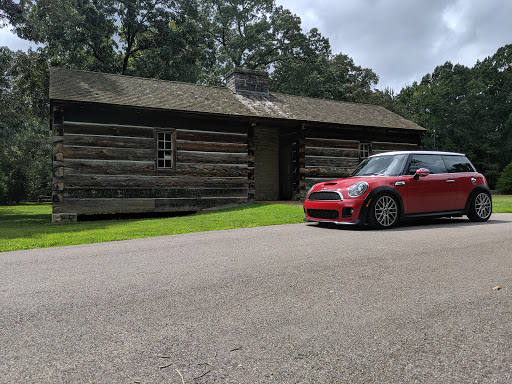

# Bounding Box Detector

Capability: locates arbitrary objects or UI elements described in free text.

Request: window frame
[442,155,476,173]
[154,128,177,171]
[406,154,448,175]
[360,143,371,161]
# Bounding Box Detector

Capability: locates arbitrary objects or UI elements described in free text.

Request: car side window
[442,155,475,173]
[408,154,448,174]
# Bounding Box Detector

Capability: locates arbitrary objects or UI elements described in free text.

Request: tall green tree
[0,0,22,26]
[395,45,512,187]
[0,47,51,203]
[366,87,409,116]
[496,161,512,193]
[198,0,295,68]
[270,37,379,103]
[5,0,210,80]
[472,44,512,173]
[197,0,315,83]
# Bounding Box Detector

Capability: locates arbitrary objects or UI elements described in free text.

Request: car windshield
[351,154,408,176]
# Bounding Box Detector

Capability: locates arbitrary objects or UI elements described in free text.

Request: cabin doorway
[253,125,279,201]
[253,125,299,201]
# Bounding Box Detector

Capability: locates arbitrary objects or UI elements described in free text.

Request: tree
[196,0,376,92]
[268,28,331,95]
[4,0,210,81]
[270,49,378,103]
[0,0,22,26]
[0,47,51,203]
[366,87,409,116]
[393,49,512,188]
[473,44,512,173]
[496,161,512,193]
[268,26,378,103]
[197,0,305,78]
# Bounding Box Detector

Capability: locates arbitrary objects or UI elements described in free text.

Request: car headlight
[306,185,316,196]
[347,181,369,197]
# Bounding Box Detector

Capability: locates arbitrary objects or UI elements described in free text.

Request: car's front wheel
[467,191,492,222]
[367,194,400,229]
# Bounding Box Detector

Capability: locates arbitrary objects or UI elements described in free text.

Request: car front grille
[308,191,342,201]
[307,209,339,220]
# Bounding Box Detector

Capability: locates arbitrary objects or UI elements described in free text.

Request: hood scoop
[323,182,337,186]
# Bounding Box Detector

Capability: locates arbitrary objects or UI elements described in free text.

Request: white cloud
[277,0,512,91]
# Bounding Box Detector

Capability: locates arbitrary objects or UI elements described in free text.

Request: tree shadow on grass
[0,203,283,242]
[0,214,110,241]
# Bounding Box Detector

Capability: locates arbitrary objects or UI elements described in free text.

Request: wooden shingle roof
[50,68,425,131]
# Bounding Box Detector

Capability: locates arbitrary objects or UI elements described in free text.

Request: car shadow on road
[390,217,508,231]
[306,217,509,232]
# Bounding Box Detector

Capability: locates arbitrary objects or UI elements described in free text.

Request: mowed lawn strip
[0,203,304,252]
[1,195,511,252]
[491,195,512,213]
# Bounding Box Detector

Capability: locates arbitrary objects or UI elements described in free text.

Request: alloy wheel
[474,192,492,219]
[374,195,399,227]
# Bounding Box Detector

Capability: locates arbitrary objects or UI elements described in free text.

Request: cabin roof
[50,68,425,131]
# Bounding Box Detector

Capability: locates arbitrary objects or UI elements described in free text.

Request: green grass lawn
[491,195,512,213]
[0,203,305,252]
[1,195,511,252]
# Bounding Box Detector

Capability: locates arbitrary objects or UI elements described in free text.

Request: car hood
[310,177,363,192]
[308,175,399,197]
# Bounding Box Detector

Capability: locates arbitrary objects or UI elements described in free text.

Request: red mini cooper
[303,151,492,229]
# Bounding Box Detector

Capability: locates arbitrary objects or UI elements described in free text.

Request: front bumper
[303,198,366,225]
[303,217,362,225]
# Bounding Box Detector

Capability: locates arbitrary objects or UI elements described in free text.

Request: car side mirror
[413,168,430,180]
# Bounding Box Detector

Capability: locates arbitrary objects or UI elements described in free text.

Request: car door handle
[446,180,455,183]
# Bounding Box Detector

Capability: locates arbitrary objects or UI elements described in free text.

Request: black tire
[367,194,400,229]
[467,191,492,222]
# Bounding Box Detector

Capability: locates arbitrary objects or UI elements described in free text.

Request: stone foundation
[52,213,78,223]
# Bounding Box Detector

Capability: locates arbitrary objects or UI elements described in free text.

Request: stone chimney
[225,67,269,96]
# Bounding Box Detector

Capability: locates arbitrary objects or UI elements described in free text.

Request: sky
[0,23,37,51]
[275,0,512,91]
[1,0,511,92]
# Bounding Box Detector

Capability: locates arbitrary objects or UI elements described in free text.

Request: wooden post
[247,122,256,202]
[52,107,78,223]
[298,124,307,200]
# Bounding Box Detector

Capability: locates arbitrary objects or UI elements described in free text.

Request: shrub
[496,162,512,194]
[0,170,7,204]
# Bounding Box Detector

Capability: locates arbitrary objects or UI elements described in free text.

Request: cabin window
[156,129,176,170]
[360,143,371,160]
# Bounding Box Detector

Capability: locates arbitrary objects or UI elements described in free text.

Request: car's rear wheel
[367,194,400,229]
[467,191,492,222]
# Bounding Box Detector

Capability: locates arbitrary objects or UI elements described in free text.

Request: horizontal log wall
[371,141,419,154]
[53,119,250,220]
[303,135,360,193]
[301,129,422,197]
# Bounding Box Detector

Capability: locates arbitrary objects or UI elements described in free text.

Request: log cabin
[50,67,425,222]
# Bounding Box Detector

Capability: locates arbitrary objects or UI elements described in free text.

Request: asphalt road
[1,214,511,383]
